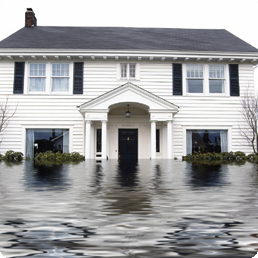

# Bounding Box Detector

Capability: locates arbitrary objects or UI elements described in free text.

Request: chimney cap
[27,8,33,11]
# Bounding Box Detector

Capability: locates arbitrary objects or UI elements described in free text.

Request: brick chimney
[25,8,37,27]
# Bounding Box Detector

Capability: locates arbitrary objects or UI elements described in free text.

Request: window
[96,129,102,152]
[27,63,71,93]
[186,64,203,93]
[185,64,226,95]
[26,129,69,158]
[186,130,227,155]
[52,64,70,92]
[29,63,46,92]
[209,65,225,93]
[156,129,160,152]
[120,63,136,79]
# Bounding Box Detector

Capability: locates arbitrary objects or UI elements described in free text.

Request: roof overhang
[0,49,258,64]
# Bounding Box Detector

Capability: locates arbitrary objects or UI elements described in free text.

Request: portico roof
[78,82,179,121]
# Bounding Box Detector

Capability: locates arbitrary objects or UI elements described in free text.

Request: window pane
[30,63,46,76]
[29,78,46,91]
[209,79,224,93]
[156,129,160,152]
[52,64,60,76]
[26,129,69,158]
[61,64,69,76]
[52,78,69,91]
[186,64,203,78]
[187,130,227,154]
[187,79,203,93]
[52,64,69,77]
[129,64,136,78]
[96,129,102,152]
[121,64,127,78]
[209,65,224,79]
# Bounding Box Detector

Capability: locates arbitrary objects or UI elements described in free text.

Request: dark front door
[119,129,138,162]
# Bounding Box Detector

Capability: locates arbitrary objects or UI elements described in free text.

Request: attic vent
[25,8,37,27]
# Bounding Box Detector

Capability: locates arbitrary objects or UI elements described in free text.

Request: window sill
[24,92,74,95]
[118,78,139,81]
[184,93,229,97]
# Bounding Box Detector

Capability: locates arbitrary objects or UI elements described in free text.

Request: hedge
[182,151,258,163]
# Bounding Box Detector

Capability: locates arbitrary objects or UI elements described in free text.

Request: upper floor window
[209,65,225,93]
[27,62,72,93]
[52,64,70,92]
[186,64,203,93]
[185,64,226,95]
[120,63,136,79]
[29,63,46,92]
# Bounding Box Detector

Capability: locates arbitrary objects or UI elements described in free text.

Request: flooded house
[0,8,258,161]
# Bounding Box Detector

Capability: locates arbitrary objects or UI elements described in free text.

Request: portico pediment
[78,82,179,121]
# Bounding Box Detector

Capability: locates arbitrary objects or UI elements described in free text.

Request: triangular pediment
[78,82,179,113]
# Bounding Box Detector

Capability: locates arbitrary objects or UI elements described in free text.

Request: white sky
[0,0,258,80]
[0,0,258,48]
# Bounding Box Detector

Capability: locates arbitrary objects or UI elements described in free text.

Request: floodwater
[0,160,258,258]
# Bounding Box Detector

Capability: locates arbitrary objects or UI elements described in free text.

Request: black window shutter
[229,64,239,96]
[173,63,182,95]
[73,62,84,94]
[13,62,25,94]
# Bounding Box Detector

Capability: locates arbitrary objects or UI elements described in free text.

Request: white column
[101,120,107,160]
[85,121,91,159]
[151,121,156,159]
[167,120,173,159]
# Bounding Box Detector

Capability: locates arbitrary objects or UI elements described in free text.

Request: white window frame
[183,64,229,96]
[21,124,73,158]
[24,62,73,94]
[182,125,232,156]
[117,63,140,80]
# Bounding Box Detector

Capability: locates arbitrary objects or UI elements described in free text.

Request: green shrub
[34,151,85,166]
[182,151,256,164]
[3,150,24,162]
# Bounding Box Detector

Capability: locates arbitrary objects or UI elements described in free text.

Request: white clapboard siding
[0,60,256,158]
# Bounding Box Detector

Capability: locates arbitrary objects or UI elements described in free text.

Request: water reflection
[0,160,258,258]
[23,162,71,191]
[151,164,162,189]
[116,161,139,187]
[92,163,104,187]
[186,162,228,188]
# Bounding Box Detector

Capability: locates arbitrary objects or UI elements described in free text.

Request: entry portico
[78,83,179,160]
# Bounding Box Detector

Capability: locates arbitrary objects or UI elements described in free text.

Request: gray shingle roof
[0,26,257,52]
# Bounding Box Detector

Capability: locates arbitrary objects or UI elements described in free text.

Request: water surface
[0,160,258,258]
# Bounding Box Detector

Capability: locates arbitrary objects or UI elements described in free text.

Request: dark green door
[119,129,138,162]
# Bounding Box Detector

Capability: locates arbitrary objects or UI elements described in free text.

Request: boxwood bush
[182,151,258,164]
[34,151,85,166]
[0,150,24,162]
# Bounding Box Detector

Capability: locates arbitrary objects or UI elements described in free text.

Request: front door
[119,129,138,162]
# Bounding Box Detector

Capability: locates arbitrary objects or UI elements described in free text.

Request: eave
[0,49,258,64]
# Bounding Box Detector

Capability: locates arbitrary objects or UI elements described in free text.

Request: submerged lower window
[186,130,227,154]
[26,129,69,158]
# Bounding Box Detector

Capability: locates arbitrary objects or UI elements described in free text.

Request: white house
[0,8,258,161]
